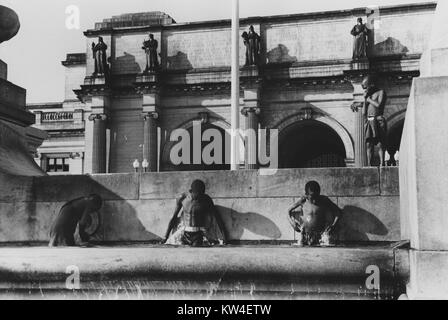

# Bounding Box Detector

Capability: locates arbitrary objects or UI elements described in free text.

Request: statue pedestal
[136,71,159,84]
[240,65,259,78]
[84,75,107,86]
[349,59,370,71]
[401,75,448,299]
[0,65,46,176]
[400,2,448,299]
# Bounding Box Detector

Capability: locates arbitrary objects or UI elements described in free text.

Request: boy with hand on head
[288,181,342,246]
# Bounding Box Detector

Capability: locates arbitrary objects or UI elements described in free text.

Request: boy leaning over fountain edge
[288,181,342,246]
[163,180,228,247]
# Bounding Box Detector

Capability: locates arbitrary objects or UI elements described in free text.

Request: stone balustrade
[41,111,74,122]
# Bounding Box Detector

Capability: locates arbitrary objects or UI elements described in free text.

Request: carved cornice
[135,83,160,95]
[74,84,111,103]
[134,72,160,95]
[384,72,419,84]
[266,77,350,90]
[72,62,418,101]
[168,83,231,95]
[74,75,111,103]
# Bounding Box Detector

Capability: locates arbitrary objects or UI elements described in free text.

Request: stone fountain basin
[0,242,409,299]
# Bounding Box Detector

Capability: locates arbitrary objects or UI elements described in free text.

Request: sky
[0,0,432,103]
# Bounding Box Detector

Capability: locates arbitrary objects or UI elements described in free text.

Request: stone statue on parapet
[351,17,369,60]
[92,37,109,76]
[242,25,261,66]
[0,5,20,44]
[142,33,159,72]
[362,75,388,167]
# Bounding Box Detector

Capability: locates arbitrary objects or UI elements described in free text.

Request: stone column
[241,107,260,169]
[241,72,262,170]
[349,77,368,168]
[88,113,107,174]
[230,0,240,171]
[135,72,161,172]
[142,112,159,172]
[40,154,48,173]
[352,102,367,167]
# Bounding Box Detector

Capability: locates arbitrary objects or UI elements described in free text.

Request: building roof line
[84,2,437,36]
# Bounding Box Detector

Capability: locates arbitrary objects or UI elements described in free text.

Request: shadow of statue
[266,44,298,65]
[111,52,142,74]
[167,51,194,71]
[373,37,409,56]
[336,205,389,242]
[207,205,282,241]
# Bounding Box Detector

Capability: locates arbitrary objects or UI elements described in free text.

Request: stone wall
[0,168,400,244]
[64,65,85,102]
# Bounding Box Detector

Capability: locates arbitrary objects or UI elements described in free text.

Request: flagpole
[230,0,240,171]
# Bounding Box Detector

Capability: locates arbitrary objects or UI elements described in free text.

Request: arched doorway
[167,123,231,171]
[279,120,347,169]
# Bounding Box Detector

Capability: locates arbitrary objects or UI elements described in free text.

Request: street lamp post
[142,159,149,172]
[133,159,140,173]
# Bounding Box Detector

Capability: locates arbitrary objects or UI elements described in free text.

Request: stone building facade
[28,3,436,174]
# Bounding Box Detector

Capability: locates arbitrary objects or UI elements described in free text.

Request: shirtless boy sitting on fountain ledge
[163,180,228,247]
[288,181,342,246]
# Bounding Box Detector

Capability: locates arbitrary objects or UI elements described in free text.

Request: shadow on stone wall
[337,206,389,242]
[97,201,158,243]
[167,51,193,71]
[214,205,282,241]
[373,37,409,56]
[112,52,142,74]
[266,44,298,65]
[29,175,158,244]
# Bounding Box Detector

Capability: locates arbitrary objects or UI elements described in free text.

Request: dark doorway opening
[279,120,347,169]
